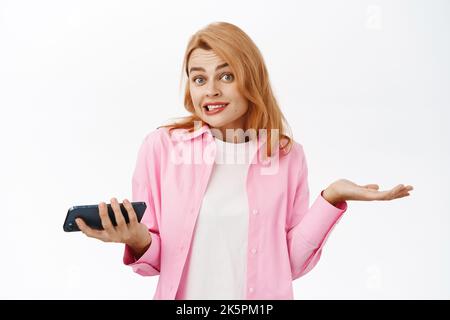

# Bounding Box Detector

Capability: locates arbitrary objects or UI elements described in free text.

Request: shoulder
[282,139,308,178]
[139,126,191,157]
[136,127,171,158]
[141,126,171,145]
[281,137,306,162]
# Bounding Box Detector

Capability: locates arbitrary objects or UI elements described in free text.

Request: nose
[205,80,221,97]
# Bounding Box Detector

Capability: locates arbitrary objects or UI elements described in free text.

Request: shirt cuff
[320,189,347,210]
[123,231,160,268]
[296,190,347,246]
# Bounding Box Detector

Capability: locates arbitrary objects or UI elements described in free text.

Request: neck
[212,129,250,143]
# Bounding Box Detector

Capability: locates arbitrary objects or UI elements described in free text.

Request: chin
[201,116,227,127]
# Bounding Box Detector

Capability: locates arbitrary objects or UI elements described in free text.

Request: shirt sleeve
[286,145,348,280]
[122,130,162,276]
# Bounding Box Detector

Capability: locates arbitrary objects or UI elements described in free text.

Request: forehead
[188,48,227,69]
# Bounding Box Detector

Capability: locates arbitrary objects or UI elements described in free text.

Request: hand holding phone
[64,198,151,252]
[64,200,146,232]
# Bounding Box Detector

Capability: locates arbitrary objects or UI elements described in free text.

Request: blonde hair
[159,21,293,158]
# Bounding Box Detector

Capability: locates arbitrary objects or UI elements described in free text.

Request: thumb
[362,184,379,190]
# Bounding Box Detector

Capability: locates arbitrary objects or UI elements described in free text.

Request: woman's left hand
[322,179,414,206]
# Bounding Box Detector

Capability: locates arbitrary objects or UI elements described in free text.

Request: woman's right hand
[75,197,152,256]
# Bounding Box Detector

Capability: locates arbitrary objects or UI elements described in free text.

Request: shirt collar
[174,123,261,144]
[172,123,211,141]
[171,123,275,164]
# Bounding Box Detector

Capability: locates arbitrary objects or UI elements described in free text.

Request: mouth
[202,102,229,115]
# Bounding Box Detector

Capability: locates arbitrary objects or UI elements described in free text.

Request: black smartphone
[63,201,147,232]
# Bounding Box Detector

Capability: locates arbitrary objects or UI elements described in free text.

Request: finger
[123,198,138,225]
[99,201,115,232]
[357,184,408,201]
[111,197,126,229]
[76,218,108,240]
[393,184,404,191]
[397,184,413,192]
[389,184,405,198]
[360,186,397,201]
[389,185,405,196]
[75,217,87,231]
[395,192,410,199]
[385,184,408,200]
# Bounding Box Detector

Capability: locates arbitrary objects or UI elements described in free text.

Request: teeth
[206,104,226,110]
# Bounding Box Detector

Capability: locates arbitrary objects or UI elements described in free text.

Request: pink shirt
[123,124,348,300]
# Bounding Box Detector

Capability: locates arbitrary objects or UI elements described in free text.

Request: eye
[193,77,205,85]
[221,73,234,82]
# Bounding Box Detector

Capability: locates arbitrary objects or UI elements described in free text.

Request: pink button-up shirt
[123,124,347,300]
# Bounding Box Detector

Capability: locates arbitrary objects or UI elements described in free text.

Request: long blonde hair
[159,21,293,157]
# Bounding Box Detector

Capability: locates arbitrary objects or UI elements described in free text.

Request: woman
[75,22,413,300]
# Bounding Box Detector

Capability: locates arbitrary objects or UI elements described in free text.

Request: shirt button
[249,287,254,293]
[251,248,257,254]
[252,209,258,215]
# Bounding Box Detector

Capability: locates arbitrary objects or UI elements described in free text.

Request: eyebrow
[189,62,229,74]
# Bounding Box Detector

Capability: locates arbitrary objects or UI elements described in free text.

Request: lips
[203,103,229,115]
[202,102,229,110]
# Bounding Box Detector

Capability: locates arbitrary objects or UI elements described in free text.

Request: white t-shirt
[177,136,258,299]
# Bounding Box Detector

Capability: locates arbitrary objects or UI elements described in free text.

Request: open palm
[329,179,413,202]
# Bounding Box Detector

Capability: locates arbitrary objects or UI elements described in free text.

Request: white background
[1,0,449,299]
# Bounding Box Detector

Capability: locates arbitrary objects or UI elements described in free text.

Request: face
[188,48,249,140]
